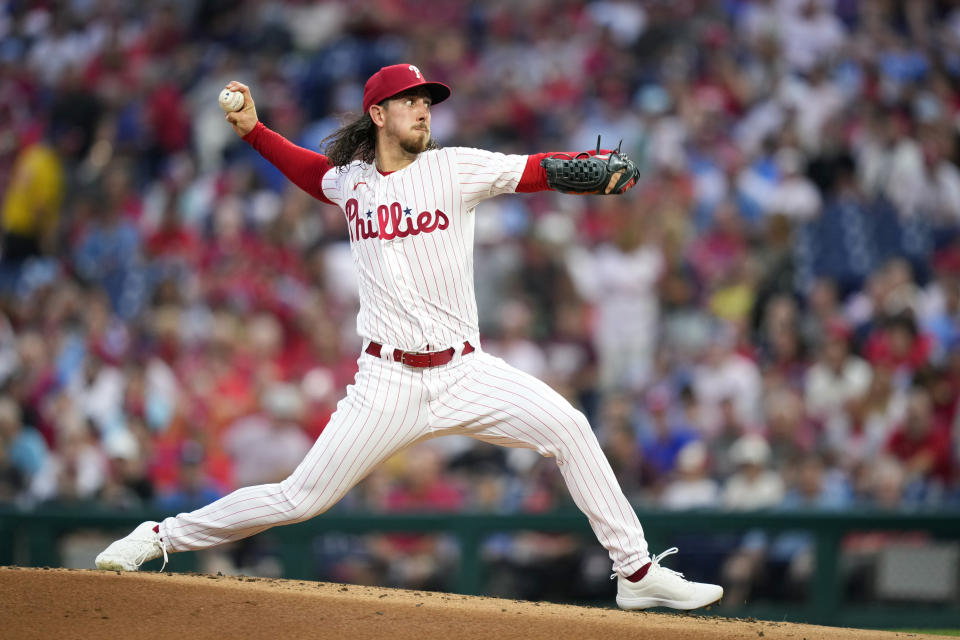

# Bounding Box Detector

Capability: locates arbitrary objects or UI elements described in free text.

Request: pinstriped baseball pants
[158,348,650,577]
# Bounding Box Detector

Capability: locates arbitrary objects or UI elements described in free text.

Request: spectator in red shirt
[145,197,199,264]
[864,312,933,376]
[886,385,953,492]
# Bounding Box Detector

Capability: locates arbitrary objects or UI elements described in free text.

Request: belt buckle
[401,351,423,367]
[398,347,455,368]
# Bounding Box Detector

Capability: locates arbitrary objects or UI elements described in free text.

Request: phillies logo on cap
[362,63,452,113]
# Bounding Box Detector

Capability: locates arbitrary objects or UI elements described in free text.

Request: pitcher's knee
[279,476,338,523]
[550,410,597,460]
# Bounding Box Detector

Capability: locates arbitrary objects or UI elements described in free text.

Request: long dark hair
[321,106,441,168]
[322,112,378,168]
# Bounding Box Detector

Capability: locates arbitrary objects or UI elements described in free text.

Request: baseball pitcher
[96,64,722,611]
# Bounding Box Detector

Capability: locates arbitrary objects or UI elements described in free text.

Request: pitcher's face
[380,88,432,155]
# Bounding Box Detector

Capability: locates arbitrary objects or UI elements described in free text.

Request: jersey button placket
[377,175,427,346]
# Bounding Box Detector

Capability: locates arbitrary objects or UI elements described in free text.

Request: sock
[626,561,652,583]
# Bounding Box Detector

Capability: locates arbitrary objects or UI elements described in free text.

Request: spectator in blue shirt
[153,441,224,513]
[0,396,48,480]
[637,385,700,481]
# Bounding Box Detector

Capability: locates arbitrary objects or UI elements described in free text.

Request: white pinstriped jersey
[320,148,527,352]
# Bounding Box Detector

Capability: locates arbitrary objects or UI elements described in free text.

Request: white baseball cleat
[615,547,723,611]
[95,521,169,572]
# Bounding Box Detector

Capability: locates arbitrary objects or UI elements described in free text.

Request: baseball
[218,88,244,112]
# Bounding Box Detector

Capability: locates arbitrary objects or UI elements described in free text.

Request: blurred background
[1,0,959,629]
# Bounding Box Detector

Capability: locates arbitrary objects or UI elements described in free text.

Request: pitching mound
[0,566,942,640]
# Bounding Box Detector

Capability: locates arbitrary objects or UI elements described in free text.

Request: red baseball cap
[362,64,451,113]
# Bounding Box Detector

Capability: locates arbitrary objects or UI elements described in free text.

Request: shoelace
[132,534,169,572]
[650,546,685,579]
[611,546,684,581]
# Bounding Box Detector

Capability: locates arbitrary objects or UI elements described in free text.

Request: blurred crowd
[1,0,960,598]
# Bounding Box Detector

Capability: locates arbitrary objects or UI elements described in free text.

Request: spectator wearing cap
[660,441,720,510]
[720,434,785,511]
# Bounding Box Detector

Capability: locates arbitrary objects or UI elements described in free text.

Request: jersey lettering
[345,197,449,242]
[345,198,378,241]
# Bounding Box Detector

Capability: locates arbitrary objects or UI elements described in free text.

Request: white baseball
[219,88,244,112]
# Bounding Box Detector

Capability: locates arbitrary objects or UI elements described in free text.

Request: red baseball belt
[365,341,475,368]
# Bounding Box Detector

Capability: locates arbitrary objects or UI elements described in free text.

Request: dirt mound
[0,566,941,640]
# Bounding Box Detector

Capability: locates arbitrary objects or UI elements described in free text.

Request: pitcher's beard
[400,131,430,154]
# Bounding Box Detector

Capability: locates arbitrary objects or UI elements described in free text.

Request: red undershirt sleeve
[515,148,612,193]
[242,121,336,205]
[516,152,552,193]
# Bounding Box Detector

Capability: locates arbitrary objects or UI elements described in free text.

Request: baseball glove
[540,136,639,195]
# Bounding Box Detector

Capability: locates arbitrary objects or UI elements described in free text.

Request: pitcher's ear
[369,104,386,127]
